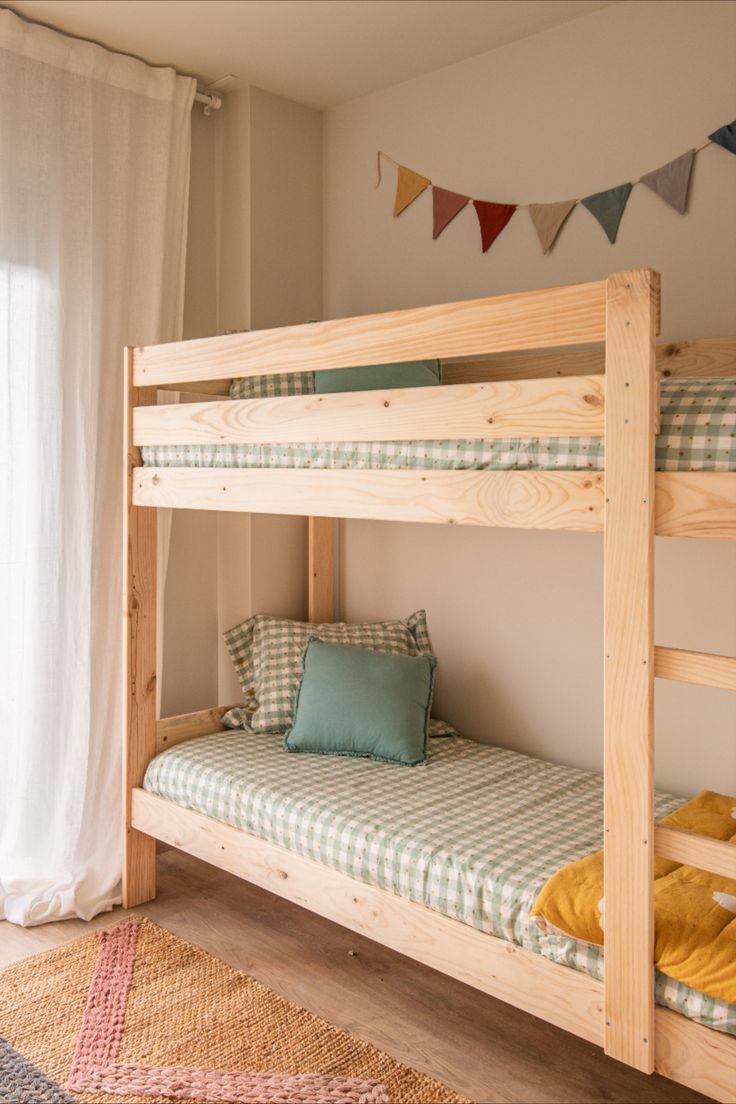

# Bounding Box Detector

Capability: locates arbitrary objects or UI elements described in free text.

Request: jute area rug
[0,916,470,1104]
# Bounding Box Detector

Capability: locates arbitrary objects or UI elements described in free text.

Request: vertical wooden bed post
[122,346,158,908]
[603,270,660,1073]
[308,517,335,623]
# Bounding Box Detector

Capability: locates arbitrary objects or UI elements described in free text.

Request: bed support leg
[122,346,158,908]
[603,270,659,1073]
[308,517,335,623]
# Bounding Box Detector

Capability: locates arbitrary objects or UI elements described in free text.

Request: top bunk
[127,270,736,538]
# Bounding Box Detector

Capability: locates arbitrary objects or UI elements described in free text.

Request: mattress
[143,730,736,1035]
[141,378,736,473]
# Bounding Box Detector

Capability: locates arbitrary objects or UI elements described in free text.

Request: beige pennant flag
[528,199,577,253]
[393,165,431,217]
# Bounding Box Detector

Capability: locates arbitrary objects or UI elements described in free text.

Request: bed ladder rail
[653,644,736,879]
[654,646,736,691]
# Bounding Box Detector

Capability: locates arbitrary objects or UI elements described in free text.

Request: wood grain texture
[133,467,605,531]
[133,280,607,386]
[654,472,736,539]
[308,517,335,622]
[133,376,606,446]
[603,270,659,1073]
[123,348,157,909]
[654,646,736,691]
[131,788,605,1046]
[156,703,241,753]
[444,335,736,384]
[655,1007,736,1104]
[654,825,736,881]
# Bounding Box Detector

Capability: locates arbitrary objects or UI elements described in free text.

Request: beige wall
[163,87,321,714]
[324,0,736,796]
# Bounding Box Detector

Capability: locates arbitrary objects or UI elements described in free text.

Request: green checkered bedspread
[143,731,736,1035]
[141,378,735,473]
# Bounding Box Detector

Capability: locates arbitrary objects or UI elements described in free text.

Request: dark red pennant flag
[473,200,517,253]
[432,187,470,239]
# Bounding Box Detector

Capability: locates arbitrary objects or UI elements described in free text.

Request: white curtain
[0,9,194,925]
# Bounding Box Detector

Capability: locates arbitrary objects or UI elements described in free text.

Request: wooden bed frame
[123,270,736,1102]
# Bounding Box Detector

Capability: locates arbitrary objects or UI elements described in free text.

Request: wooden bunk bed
[123,269,736,1102]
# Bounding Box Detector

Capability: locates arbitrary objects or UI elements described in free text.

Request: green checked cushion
[230,372,314,399]
[223,609,435,735]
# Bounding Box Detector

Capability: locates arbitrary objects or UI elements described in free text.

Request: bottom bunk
[133,727,736,1100]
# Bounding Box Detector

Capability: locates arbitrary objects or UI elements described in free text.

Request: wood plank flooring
[0,849,713,1104]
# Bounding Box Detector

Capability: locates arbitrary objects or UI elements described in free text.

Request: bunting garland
[378,117,735,255]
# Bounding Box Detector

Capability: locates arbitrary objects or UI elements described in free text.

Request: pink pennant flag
[432,187,470,239]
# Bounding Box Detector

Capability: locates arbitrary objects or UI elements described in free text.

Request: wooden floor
[0,848,713,1104]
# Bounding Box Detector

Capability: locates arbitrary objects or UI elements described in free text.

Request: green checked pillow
[223,609,433,735]
[284,639,437,766]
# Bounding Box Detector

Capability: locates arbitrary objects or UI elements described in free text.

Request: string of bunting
[376,119,735,254]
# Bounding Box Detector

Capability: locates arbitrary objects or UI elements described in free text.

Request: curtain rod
[194,90,223,114]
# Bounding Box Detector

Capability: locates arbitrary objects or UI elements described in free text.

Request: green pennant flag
[581,182,633,244]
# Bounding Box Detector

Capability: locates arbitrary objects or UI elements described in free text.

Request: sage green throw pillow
[314,359,441,393]
[284,639,437,766]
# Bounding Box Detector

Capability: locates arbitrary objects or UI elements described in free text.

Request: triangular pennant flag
[393,165,431,217]
[527,199,577,253]
[581,182,633,244]
[640,149,695,215]
[432,187,470,239]
[709,120,736,156]
[473,200,517,253]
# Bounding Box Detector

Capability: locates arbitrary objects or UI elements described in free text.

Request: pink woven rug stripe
[82,1063,391,1102]
[68,917,139,1084]
[67,919,392,1102]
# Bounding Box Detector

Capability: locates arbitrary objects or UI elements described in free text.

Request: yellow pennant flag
[393,165,431,217]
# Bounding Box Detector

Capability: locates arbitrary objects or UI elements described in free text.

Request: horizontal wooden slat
[133,467,605,531]
[134,376,605,446]
[133,279,608,386]
[156,703,240,753]
[655,824,736,880]
[654,472,736,539]
[133,467,734,538]
[131,787,605,1045]
[444,335,736,384]
[655,1006,736,1104]
[655,646,736,690]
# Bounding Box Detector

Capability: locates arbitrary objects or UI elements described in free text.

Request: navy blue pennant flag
[709,120,736,156]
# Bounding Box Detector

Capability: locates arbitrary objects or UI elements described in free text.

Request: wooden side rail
[133,375,605,446]
[655,825,736,880]
[444,335,736,384]
[156,703,241,753]
[133,279,608,387]
[654,646,736,691]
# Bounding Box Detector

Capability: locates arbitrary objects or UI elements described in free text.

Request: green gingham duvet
[143,731,736,1035]
[141,378,736,473]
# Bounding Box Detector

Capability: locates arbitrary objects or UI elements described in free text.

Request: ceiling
[7,0,618,108]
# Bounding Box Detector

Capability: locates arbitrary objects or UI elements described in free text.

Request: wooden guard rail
[133,280,609,387]
[654,646,736,691]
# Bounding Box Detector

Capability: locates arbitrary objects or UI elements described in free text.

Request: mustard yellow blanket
[532,790,736,1003]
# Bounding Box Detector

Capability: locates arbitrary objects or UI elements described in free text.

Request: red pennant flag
[473,200,517,253]
[432,187,470,239]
